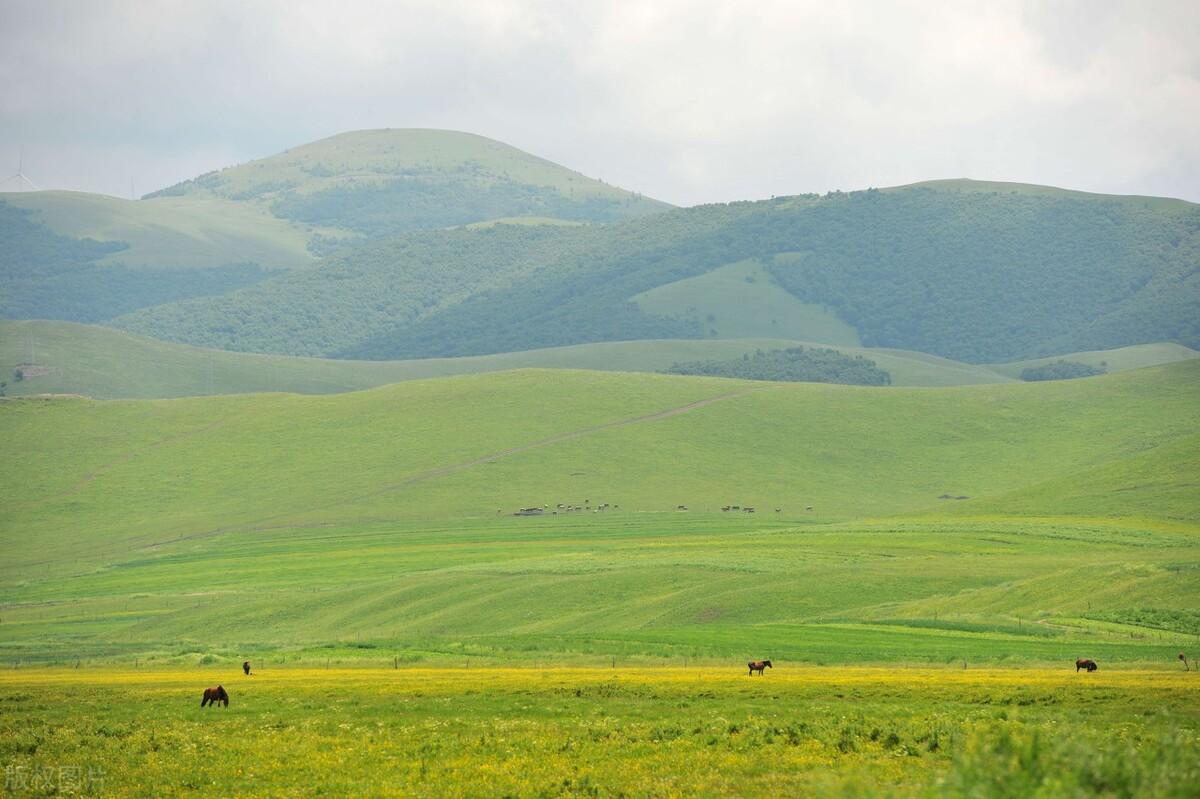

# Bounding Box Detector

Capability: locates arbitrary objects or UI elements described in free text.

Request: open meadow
[6,8,1200,795]
[1,667,1197,797]
[2,364,1198,795]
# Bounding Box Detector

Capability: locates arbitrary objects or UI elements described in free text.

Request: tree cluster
[666,347,892,385]
[1019,360,1106,381]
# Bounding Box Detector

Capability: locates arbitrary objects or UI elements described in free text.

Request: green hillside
[891,177,1197,211]
[631,259,862,344]
[990,342,1200,379]
[11,320,1197,399]
[147,128,671,234]
[0,202,276,323]
[118,182,1200,363]
[3,364,1196,565]
[2,191,314,269]
[0,320,1016,399]
[1,130,671,331]
[0,364,1196,665]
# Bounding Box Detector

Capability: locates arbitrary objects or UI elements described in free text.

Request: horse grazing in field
[1075,658,1098,672]
[201,685,229,707]
[242,661,251,676]
[748,660,772,676]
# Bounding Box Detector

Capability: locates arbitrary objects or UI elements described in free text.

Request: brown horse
[201,685,229,707]
[748,660,772,676]
[1075,658,1098,672]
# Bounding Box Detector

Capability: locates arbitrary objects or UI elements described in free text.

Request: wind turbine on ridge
[1,150,39,191]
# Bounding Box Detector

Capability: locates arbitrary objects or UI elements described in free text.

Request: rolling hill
[0,363,1196,665]
[989,342,1200,379]
[5,132,1197,366]
[0,201,280,323]
[3,362,1196,566]
[1,190,316,269]
[7,320,1196,399]
[146,128,671,234]
[115,181,1200,363]
[0,129,671,328]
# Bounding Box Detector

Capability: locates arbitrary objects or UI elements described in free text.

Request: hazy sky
[2,0,1198,205]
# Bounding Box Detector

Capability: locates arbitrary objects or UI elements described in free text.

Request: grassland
[892,177,1199,211]
[1,668,1196,797]
[1,361,1197,794]
[154,128,669,208]
[3,514,1196,668]
[2,191,317,269]
[989,342,1200,378]
[631,259,863,345]
[1,364,1196,668]
[145,129,669,236]
[9,320,1195,400]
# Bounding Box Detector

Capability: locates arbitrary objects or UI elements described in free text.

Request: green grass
[463,216,588,229]
[892,178,1199,210]
[2,515,1195,666]
[990,342,1200,378]
[1,364,1196,665]
[1,320,1006,400]
[161,128,669,207]
[0,668,1196,797]
[33,320,1199,400]
[631,259,862,345]
[2,190,316,269]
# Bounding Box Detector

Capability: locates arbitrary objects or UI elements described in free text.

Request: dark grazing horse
[201,685,229,707]
[748,660,772,676]
[242,661,251,676]
[1075,658,1098,672]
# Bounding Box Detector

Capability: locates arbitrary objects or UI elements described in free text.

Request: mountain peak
[143,129,671,234]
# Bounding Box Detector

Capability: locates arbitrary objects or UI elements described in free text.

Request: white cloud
[1,0,1196,204]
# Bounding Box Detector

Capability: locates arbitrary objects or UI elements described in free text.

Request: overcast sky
[1,0,1197,205]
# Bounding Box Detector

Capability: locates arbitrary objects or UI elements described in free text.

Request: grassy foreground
[1,667,1196,797]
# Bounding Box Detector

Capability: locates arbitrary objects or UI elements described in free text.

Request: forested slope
[120,183,1198,362]
[0,203,271,322]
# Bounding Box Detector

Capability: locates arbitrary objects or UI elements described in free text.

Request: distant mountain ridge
[2,130,1197,365]
[114,182,1200,363]
[0,128,671,325]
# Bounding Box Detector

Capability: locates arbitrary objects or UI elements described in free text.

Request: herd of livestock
[200,656,1137,709]
[507,501,815,516]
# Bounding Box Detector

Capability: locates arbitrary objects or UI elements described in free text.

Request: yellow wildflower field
[1,666,1196,796]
